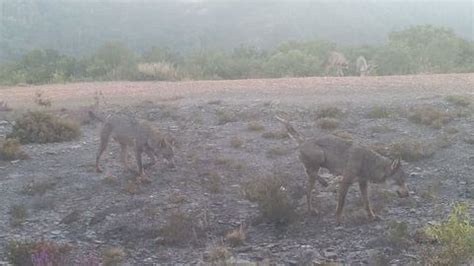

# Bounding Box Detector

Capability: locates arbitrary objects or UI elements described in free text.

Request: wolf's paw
[369,214,383,222]
[308,209,320,217]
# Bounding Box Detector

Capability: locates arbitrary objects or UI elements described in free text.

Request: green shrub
[423,202,474,265]
[8,111,80,143]
[242,175,296,225]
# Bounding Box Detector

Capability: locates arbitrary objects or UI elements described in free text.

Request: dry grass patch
[444,126,459,134]
[137,62,178,81]
[102,247,126,266]
[370,124,393,134]
[0,138,28,161]
[390,138,436,162]
[318,118,340,130]
[384,220,412,249]
[267,146,291,158]
[216,109,237,125]
[367,106,391,119]
[6,240,72,266]
[408,106,453,128]
[464,136,474,145]
[371,138,436,162]
[215,157,245,171]
[22,178,57,196]
[445,95,471,107]
[123,180,139,194]
[316,106,344,119]
[201,171,222,194]
[34,90,52,108]
[420,179,442,201]
[8,111,80,143]
[207,99,222,105]
[247,121,265,131]
[158,210,205,246]
[225,225,246,247]
[332,130,352,140]
[9,203,27,226]
[262,129,288,139]
[203,244,232,263]
[230,136,244,148]
[102,174,119,185]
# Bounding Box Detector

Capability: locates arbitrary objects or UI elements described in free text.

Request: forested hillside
[1,0,472,61]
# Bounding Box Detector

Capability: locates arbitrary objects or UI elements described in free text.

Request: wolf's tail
[88,111,105,123]
[275,116,305,145]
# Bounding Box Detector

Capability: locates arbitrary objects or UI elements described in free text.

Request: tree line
[0,25,472,85]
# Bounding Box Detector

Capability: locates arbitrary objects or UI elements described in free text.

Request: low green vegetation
[423,202,474,265]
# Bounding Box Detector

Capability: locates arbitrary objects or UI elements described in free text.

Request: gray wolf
[275,116,409,225]
[89,111,175,182]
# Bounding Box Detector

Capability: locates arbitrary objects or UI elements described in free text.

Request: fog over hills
[0,0,472,60]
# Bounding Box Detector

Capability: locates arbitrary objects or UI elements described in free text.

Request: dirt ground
[0,73,473,265]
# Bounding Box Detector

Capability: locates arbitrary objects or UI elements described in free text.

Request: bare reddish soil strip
[1,73,472,108]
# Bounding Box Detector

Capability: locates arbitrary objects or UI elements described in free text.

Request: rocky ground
[0,74,473,265]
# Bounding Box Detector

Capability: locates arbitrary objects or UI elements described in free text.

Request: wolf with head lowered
[275,116,409,225]
[89,111,175,183]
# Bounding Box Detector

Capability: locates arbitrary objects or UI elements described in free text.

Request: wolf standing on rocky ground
[356,56,375,77]
[89,111,175,183]
[324,51,349,77]
[275,116,409,225]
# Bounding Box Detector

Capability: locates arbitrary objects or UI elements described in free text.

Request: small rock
[59,210,81,225]
[409,172,421,178]
[51,230,61,235]
[236,246,252,253]
[323,250,337,260]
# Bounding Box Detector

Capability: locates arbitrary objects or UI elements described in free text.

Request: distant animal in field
[324,51,349,77]
[275,116,409,225]
[89,111,175,183]
[356,56,376,77]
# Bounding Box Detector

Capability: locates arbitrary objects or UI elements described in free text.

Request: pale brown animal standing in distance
[324,51,349,77]
[89,111,175,183]
[275,116,409,225]
[356,56,375,77]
